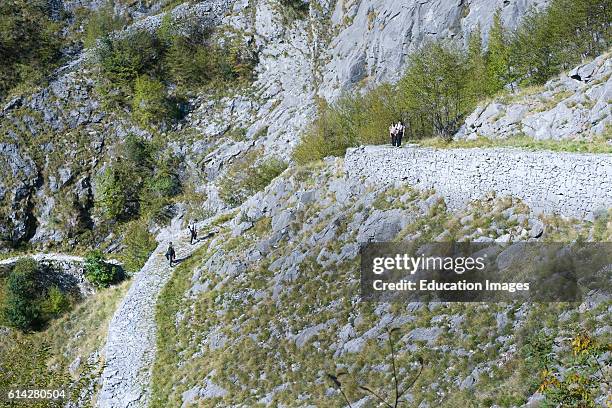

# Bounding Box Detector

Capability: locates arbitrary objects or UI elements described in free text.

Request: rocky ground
[456,53,611,141]
[0,0,610,407]
[148,158,611,407]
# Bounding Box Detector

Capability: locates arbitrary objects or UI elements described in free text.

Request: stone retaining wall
[344,145,612,219]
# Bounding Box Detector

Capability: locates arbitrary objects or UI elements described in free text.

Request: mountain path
[96,224,211,408]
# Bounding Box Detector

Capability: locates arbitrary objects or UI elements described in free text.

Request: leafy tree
[96,160,142,221]
[2,258,41,330]
[397,41,474,139]
[84,250,118,288]
[96,135,181,222]
[510,0,611,85]
[124,133,155,169]
[485,10,510,94]
[164,30,214,90]
[466,25,488,100]
[96,31,163,107]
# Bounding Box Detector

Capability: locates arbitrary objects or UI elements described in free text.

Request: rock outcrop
[456,53,612,141]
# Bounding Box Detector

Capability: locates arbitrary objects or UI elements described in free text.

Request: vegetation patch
[218,149,288,206]
[0,279,130,406]
[84,250,120,288]
[294,0,611,162]
[93,15,258,125]
[0,0,63,100]
[1,258,74,331]
[417,134,612,154]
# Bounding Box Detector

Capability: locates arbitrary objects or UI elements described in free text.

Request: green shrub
[96,30,164,107]
[122,221,157,273]
[95,134,182,223]
[82,3,128,48]
[94,18,257,121]
[163,24,257,92]
[219,150,288,206]
[41,285,71,318]
[280,0,310,19]
[96,161,142,221]
[132,75,176,127]
[84,250,118,288]
[2,258,41,330]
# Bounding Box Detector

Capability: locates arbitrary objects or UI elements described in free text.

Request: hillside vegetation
[294,0,612,163]
[151,160,612,407]
[0,0,63,100]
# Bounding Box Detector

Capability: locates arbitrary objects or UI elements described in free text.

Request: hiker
[389,123,397,146]
[188,219,198,245]
[165,242,176,267]
[396,121,405,147]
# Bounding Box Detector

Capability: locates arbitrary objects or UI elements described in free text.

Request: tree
[0,0,61,99]
[96,160,142,221]
[485,10,510,94]
[84,250,118,288]
[510,0,612,85]
[466,25,488,100]
[3,258,41,330]
[96,30,163,107]
[397,41,473,139]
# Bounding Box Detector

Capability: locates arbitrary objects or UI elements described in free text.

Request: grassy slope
[0,280,129,406]
[417,132,612,154]
[151,161,611,407]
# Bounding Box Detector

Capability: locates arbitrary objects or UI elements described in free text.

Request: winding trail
[96,221,214,408]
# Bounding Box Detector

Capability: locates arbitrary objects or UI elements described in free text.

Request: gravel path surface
[96,221,213,408]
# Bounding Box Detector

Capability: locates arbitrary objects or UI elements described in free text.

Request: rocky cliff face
[0,0,549,250]
[319,0,549,100]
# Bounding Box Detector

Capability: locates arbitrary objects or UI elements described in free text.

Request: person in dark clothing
[396,121,405,147]
[165,242,176,267]
[188,220,198,245]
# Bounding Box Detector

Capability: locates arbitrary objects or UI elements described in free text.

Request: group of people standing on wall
[389,121,406,147]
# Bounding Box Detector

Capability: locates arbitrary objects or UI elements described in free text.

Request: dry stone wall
[344,145,612,220]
